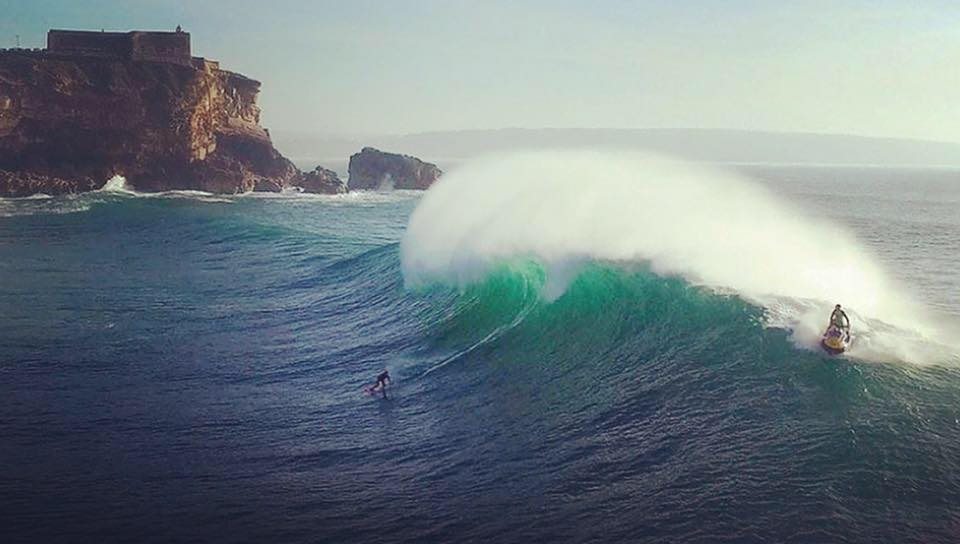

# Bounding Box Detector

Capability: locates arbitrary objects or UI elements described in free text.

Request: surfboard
[365,385,388,397]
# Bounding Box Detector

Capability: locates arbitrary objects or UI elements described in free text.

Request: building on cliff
[45,28,211,68]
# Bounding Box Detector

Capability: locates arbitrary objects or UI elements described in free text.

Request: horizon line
[270,127,960,147]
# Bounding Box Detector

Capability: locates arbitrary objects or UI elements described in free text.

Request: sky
[2,0,960,142]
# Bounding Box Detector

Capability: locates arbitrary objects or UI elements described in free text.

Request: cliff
[348,147,442,190]
[0,50,301,196]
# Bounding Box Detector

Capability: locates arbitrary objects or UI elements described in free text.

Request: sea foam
[97,174,137,194]
[401,150,958,364]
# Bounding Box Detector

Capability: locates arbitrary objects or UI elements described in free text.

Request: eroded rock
[347,147,442,191]
[296,166,347,194]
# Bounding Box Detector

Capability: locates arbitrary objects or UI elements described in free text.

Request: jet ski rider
[828,304,850,339]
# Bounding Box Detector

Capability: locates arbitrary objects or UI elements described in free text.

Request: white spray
[97,174,135,193]
[401,150,958,365]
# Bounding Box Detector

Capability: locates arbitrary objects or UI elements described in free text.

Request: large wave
[401,151,958,365]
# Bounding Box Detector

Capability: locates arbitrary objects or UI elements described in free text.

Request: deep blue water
[1,165,960,543]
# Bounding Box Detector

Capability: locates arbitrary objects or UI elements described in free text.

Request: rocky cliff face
[347,147,442,190]
[0,51,300,196]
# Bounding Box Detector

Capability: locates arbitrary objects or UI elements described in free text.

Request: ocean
[1,152,959,543]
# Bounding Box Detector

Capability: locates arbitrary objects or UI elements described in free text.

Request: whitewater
[403,151,959,365]
[2,154,960,543]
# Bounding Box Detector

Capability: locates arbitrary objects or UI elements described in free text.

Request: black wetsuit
[375,371,390,398]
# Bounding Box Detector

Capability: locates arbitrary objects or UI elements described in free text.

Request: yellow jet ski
[821,325,850,355]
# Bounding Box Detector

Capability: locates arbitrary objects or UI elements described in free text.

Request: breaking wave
[401,151,959,365]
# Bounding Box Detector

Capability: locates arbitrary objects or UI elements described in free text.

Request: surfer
[828,304,850,339]
[367,369,391,399]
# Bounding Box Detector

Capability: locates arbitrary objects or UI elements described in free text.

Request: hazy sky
[3,0,959,142]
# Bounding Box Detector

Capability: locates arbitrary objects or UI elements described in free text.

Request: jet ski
[821,325,850,355]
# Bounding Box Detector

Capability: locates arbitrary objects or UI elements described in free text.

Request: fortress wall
[191,58,220,72]
[47,30,131,58]
[130,32,191,64]
[46,30,192,65]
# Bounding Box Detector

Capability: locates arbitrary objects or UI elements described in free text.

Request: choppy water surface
[1,160,959,543]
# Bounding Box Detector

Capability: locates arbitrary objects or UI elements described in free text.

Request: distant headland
[0,28,441,197]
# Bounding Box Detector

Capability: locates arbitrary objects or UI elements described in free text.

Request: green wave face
[425,261,770,375]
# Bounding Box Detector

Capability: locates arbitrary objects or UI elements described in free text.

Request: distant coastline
[273,128,960,169]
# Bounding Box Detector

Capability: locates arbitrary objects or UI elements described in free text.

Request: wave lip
[400,150,958,365]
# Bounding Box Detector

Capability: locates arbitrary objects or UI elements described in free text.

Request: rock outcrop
[347,147,442,190]
[0,169,100,197]
[0,49,299,196]
[297,166,347,194]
